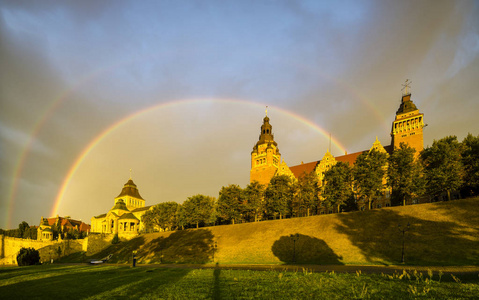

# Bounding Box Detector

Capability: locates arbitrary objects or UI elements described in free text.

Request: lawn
[1,264,478,299]
[80,197,479,266]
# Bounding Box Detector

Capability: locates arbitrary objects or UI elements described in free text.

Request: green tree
[461,133,479,195]
[218,184,244,225]
[243,181,265,222]
[421,136,465,201]
[264,175,293,219]
[16,247,40,266]
[293,171,319,217]
[353,149,388,210]
[18,222,29,238]
[182,195,216,228]
[388,143,425,206]
[322,162,353,213]
[143,202,180,231]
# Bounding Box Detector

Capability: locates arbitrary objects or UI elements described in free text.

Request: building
[250,89,425,210]
[90,177,151,237]
[37,215,90,241]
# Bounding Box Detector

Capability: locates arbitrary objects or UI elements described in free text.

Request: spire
[401,79,412,96]
[265,105,268,117]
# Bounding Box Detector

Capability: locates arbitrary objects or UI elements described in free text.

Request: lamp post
[398,222,410,263]
[290,234,299,263]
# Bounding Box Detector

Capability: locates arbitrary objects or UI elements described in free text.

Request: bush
[17,247,40,266]
[111,233,119,244]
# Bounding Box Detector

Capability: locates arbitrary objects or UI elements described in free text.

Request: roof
[131,205,152,213]
[94,213,107,219]
[396,94,418,114]
[118,213,139,221]
[289,161,319,178]
[116,179,144,200]
[335,150,367,166]
[111,199,129,211]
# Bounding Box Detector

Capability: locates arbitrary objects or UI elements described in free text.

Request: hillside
[88,197,479,266]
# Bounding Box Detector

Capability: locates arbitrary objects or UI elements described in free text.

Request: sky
[1,0,478,229]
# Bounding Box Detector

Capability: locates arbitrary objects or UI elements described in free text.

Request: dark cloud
[1,1,478,228]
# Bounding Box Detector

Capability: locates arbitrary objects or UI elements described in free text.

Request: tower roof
[111,199,130,211]
[116,178,144,200]
[396,94,418,115]
[253,113,278,151]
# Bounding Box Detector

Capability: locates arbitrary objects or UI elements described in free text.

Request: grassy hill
[86,197,479,266]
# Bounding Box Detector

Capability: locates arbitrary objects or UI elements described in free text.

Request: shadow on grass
[272,234,343,264]
[0,265,191,299]
[140,229,215,264]
[335,208,479,265]
[89,229,215,264]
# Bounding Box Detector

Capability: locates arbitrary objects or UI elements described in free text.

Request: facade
[90,178,151,237]
[250,91,425,210]
[37,215,90,241]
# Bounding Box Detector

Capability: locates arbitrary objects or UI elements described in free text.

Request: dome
[116,179,144,200]
[111,199,129,211]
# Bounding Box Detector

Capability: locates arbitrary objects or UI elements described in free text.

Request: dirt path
[134,263,479,275]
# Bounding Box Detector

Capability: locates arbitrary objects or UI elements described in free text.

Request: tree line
[0,221,87,240]
[141,133,478,232]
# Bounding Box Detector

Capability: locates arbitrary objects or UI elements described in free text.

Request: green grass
[1,265,478,299]
[76,197,479,266]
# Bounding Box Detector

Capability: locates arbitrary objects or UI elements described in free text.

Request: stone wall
[0,235,86,265]
[85,233,114,256]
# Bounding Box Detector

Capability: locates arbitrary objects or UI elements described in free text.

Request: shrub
[16,247,40,266]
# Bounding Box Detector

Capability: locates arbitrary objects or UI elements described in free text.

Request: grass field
[1,264,478,299]
[74,197,479,266]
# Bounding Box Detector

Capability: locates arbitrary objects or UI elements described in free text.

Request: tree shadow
[335,207,479,265]
[140,229,215,264]
[0,265,191,299]
[85,228,215,265]
[271,234,343,264]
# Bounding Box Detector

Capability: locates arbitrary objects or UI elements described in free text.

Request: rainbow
[5,56,388,229]
[50,98,348,217]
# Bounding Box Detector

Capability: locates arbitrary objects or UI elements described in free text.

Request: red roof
[289,161,319,178]
[335,150,366,166]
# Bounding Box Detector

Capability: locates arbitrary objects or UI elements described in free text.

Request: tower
[391,87,425,155]
[114,177,145,210]
[250,111,281,185]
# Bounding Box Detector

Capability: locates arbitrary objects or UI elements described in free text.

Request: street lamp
[290,234,299,263]
[398,222,410,263]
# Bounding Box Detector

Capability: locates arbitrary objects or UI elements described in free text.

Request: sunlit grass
[74,197,479,266]
[1,265,478,299]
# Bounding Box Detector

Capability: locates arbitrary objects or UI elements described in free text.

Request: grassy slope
[88,197,479,266]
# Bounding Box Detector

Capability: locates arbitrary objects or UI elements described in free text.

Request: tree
[264,175,293,219]
[142,202,180,231]
[421,136,465,201]
[217,184,244,225]
[353,149,388,210]
[243,181,265,222]
[293,171,319,217]
[17,247,40,266]
[388,143,425,206]
[461,133,479,195]
[322,162,353,213]
[18,221,29,238]
[182,195,216,228]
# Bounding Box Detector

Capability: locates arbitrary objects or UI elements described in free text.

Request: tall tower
[391,85,425,154]
[250,111,281,185]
